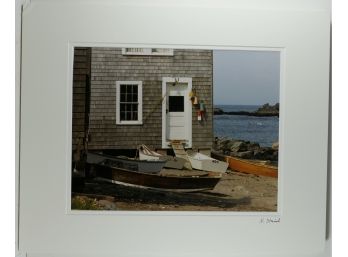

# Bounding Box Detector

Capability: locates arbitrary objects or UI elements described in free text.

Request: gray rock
[272,142,279,150]
[234,151,254,159]
[253,147,277,161]
[230,141,248,152]
[213,108,224,115]
[225,139,237,149]
[255,103,279,115]
[213,136,278,162]
[247,142,260,151]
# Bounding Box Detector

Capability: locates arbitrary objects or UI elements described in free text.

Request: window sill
[116,121,143,125]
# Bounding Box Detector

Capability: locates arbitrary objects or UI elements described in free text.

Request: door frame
[162,77,192,148]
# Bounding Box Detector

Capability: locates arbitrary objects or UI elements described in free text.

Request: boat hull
[93,164,222,192]
[163,157,186,170]
[188,153,228,173]
[225,156,278,178]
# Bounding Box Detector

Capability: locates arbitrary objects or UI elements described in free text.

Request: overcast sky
[213,50,280,106]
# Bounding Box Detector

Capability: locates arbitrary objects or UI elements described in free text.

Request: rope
[142,90,168,124]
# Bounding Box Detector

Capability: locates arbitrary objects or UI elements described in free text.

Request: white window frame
[122,47,174,56]
[116,81,143,125]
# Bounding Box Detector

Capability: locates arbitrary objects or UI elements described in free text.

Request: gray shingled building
[72,47,213,156]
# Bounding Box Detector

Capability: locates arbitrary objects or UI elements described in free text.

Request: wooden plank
[170,140,192,170]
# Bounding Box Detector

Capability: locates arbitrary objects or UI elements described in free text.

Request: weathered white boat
[138,145,186,170]
[138,145,162,160]
[188,152,228,173]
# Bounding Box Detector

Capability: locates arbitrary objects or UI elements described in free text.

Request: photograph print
[71,47,280,212]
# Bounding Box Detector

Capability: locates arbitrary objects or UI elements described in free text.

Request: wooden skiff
[225,156,278,178]
[92,163,222,192]
[211,151,277,178]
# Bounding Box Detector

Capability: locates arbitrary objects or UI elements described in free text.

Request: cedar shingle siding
[73,47,213,151]
[72,47,91,151]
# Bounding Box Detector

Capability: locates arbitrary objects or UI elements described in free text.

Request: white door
[162,77,192,148]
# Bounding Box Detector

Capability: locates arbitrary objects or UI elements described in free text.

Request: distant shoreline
[214,110,279,117]
[214,103,279,117]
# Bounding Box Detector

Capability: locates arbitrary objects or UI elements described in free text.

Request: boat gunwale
[88,151,166,164]
[95,163,223,179]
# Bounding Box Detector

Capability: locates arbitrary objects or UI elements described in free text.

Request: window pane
[120,84,127,93]
[133,111,138,121]
[120,111,125,121]
[130,85,136,95]
[169,96,184,112]
[120,93,125,102]
[126,93,132,102]
[126,85,132,94]
[132,93,138,102]
[120,103,125,112]
[126,112,131,120]
[131,103,138,112]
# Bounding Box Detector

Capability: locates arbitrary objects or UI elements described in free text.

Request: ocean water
[214,105,279,147]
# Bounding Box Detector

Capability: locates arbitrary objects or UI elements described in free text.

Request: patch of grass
[71,196,103,210]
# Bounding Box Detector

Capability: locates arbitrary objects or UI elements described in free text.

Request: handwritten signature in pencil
[260,217,280,224]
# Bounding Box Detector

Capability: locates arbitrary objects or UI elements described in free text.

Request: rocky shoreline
[213,137,279,162]
[214,103,279,117]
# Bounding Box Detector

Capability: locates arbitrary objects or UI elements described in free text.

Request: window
[116,81,143,125]
[168,96,184,112]
[122,48,174,56]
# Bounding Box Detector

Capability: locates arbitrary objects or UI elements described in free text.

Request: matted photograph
[17,0,330,256]
[71,47,281,212]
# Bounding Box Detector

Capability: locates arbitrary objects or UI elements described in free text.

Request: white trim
[116,81,143,125]
[162,77,192,148]
[122,47,174,56]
